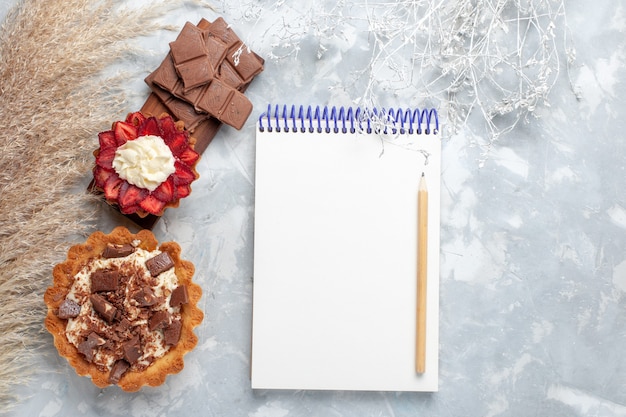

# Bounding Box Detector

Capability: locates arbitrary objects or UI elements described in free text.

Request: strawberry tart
[92,112,200,217]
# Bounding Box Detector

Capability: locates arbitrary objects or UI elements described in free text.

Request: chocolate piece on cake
[146,252,175,277]
[91,269,119,293]
[164,319,183,346]
[77,332,106,363]
[109,360,130,384]
[122,335,142,364]
[90,293,118,323]
[170,285,189,307]
[102,243,135,259]
[57,299,81,319]
[148,310,170,331]
[132,286,157,307]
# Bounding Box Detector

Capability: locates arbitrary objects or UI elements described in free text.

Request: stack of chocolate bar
[142,17,264,154]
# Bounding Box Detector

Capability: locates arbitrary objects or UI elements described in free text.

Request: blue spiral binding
[258,104,439,135]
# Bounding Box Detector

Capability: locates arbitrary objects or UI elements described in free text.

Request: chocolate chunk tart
[44,227,203,391]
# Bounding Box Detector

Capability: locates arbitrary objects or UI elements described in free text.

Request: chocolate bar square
[206,17,241,49]
[196,79,232,116]
[219,90,253,130]
[169,22,209,64]
[226,43,264,83]
[219,60,245,89]
[175,55,215,91]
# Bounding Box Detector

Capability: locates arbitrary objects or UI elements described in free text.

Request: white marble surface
[5,0,626,416]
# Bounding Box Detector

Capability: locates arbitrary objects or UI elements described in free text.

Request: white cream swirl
[112,135,176,191]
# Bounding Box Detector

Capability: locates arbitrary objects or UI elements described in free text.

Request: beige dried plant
[0,0,211,410]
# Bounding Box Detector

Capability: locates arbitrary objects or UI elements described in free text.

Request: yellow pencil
[416,172,428,374]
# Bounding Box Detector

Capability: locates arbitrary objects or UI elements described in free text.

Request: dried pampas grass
[0,0,210,410]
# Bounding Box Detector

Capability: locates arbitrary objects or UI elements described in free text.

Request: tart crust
[44,226,203,391]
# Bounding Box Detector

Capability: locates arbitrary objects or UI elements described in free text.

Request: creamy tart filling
[56,241,189,383]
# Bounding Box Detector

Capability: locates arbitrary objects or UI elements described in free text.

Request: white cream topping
[65,247,180,370]
[112,135,176,191]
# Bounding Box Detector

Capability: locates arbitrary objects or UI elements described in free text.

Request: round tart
[92,111,200,217]
[44,227,203,391]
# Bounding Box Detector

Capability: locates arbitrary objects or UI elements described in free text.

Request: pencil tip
[421,172,425,177]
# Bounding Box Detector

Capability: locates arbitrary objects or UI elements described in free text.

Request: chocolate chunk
[77,340,95,362]
[109,360,130,384]
[169,285,189,307]
[145,252,174,277]
[122,335,142,364]
[90,294,117,323]
[57,298,81,319]
[77,332,105,362]
[164,319,182,345]
[91,269,119,292]
[148,310,170,331]
[132,286,157,307]
[102,243,135,259]
[87,332,106,347]
[116,317,131,333]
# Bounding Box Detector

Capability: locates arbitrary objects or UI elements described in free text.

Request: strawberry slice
[126,112,146,127]
[114,121,137,145]
[177,147,200,166]
[173,161,197,185]
[98,131,117,150]
[158,115,178,143]
[139,194,166,215]
[152,177,176,202]
[176,184,191,199]
[164,132,189,156]
[103,173,123,200]
[93,166,113,188]
[95,146,117,169]
[119,204,141,215]
[137,116,161,137]
[118,183,147,209]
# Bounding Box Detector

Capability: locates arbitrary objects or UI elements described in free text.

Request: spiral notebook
[251,105,441,392]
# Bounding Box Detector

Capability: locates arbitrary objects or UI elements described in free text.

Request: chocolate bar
[142,17,264,142]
